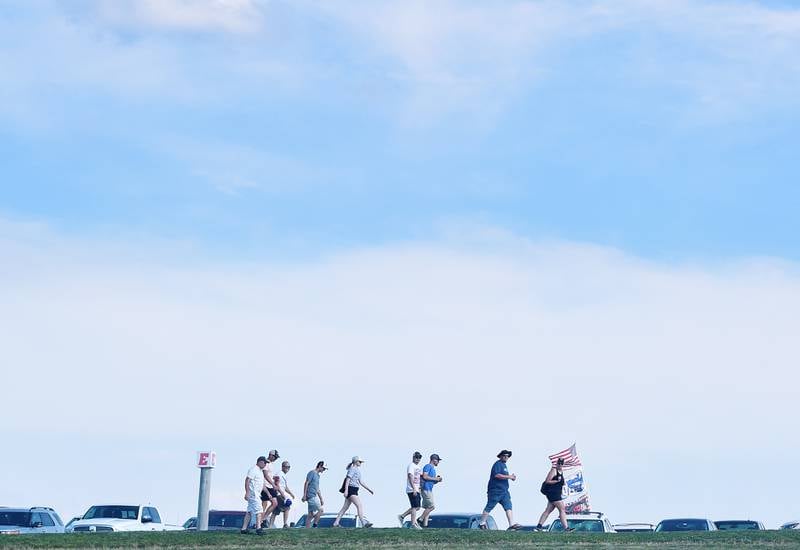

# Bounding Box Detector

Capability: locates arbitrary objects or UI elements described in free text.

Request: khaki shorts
[421,490,435,509]
[307,495,322,513]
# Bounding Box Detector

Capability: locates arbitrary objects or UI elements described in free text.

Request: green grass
[1,529,799,549]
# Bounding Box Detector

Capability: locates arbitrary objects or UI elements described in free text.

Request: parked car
[714,520,765,531]
[613,522,654,532]
[183,517,196,530]
[293,513,363,528]
[780,521,799,530]
[403,513,498,529]
[655,518,716,532]
[66,504,182,532]
[0,507,64,535]
[64,517,82,530]
[549,511,615,533]
[182,511,245,531]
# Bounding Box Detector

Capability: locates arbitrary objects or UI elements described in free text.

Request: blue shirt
[305,470,320,499]
[487,460,509,494]
[422,464,438,492]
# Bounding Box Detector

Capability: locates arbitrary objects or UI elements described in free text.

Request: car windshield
[715,521,759,530]
[428,516,472,528]
[83,506,139,520]
[0,512,31,527]
[551,519,604,532]
[209,513,244,528]
[656,519,708,531]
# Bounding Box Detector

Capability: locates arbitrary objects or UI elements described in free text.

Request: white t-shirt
[347,465,362,487]
[275,473,288,491]
[247,465,265,495]
[262,463,274,490]
[406,462,422,493]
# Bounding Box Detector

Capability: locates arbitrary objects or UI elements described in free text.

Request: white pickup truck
[66,504,183,533]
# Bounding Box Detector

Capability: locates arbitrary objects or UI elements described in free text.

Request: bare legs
[537,500,568,529]
[420,504,435,527]
[241,511,263,532]
[333,495,367,526]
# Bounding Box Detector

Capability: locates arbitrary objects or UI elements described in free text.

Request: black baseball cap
[257,456,268,463]
[316,461,328,470]
[497,450,513,458]
[430,454,442,461]
[268,449,280,458]
[413,451,423,459]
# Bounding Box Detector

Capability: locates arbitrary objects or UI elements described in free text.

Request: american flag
[548,443,582,467]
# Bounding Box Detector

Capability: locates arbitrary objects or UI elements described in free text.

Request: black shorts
[261,490,271,502]
[407,492,421,508]
[268,488,279,498]
[346,486,359,498]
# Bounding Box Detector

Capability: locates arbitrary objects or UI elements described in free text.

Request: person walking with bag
[332,456,374,528]
[534,458,571,531]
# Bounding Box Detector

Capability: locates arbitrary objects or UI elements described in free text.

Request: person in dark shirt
[478,450,521,530]
[534,458,571,531]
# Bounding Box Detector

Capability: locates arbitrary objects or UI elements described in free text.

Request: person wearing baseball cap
[241,456,268,535]
[419,454,443,527]
[479,450,521,530]
[269,461,296,528]
[302,461,328,528]
[332,456,373,528]
[260,449,287,525]
[397,451,424,528]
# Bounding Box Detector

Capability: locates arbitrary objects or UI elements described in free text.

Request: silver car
[0,507,65,534]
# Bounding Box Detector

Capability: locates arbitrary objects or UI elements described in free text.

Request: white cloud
[95,0,265,33]
[3,0,799,131]
[314,0,800,123]
[1,219,798,525]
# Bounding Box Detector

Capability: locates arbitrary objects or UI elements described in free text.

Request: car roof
[659,518,710,521]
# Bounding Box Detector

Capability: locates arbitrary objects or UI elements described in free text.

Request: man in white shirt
[261,449,287,526]
[269,460,297,528]
[397,451,423,529]
[241,456,267,535]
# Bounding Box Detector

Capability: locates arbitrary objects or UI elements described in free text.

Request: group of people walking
[241,448,572,534]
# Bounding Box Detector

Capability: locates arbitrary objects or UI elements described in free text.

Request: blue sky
[2,0,799,260]
[2,0,800,530]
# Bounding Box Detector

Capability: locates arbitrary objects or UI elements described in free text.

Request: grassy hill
[1,529,799,549]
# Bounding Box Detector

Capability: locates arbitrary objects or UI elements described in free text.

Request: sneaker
[507,523,522,531]
[398,514,405,526]
[534,524,546,531]
[364,522,373,528]
[565,527,575,532]
[240,529,249,534]
[411,523,422,530]
[255,528,264,535]
[478,522,488,530]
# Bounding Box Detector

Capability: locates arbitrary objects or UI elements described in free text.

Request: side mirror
[142,517,153,524]
[31,521,44,528]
